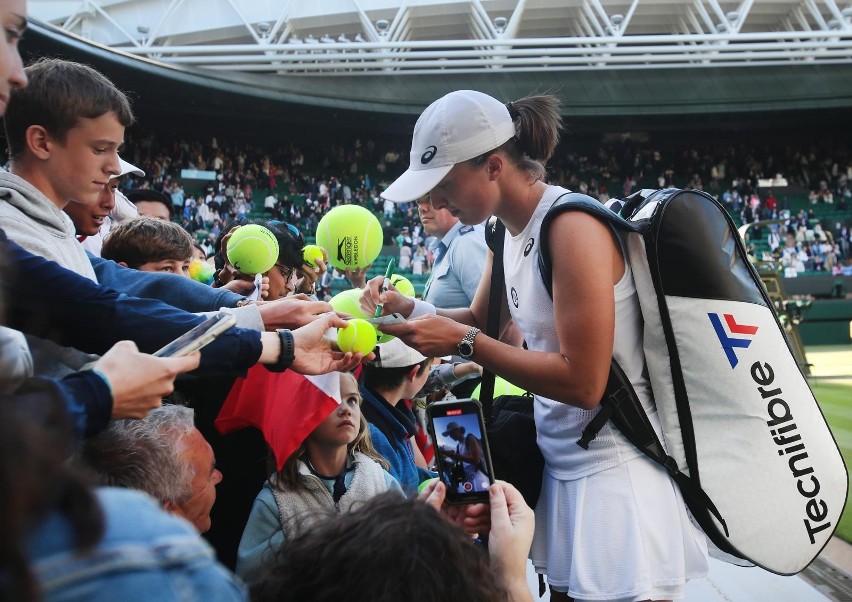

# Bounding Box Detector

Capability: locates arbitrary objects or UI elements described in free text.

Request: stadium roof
[24,0,852,137]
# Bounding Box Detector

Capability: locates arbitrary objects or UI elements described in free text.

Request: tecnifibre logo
[708,312,759,368]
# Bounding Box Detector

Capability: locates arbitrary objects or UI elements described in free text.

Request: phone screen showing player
[427,399,495,504]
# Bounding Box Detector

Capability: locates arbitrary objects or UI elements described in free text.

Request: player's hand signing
[378,314,469,359]
[360,275,415,318]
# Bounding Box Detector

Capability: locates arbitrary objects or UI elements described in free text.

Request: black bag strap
[480,216,506,420]
[538,192,636,298]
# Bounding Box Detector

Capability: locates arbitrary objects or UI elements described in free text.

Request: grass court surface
[808,346,852,542]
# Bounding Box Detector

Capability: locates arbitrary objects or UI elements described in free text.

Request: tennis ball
[315,205,382,271]
[188,258,215,284]
[472,377,528,399]
[226,224,279,275]
[329,288,369,320]
[329,288,397,344]
[337,319,377,355]
[303,244,325,269]
[389,274,415,298]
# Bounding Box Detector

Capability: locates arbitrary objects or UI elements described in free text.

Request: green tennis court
[808,346,852,542]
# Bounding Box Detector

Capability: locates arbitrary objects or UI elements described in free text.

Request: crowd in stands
[112,127,852,281]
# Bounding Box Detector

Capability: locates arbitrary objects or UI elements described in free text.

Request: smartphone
[152,312,236,358]
[427,398,495,504]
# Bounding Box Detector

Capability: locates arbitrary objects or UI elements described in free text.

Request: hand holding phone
[427,398,495,504]
[153,312,236,358]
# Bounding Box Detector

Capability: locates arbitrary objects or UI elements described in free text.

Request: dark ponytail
[471,94,562,182]
[509,94,562,165]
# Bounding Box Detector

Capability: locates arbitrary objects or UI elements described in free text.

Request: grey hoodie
[0,169,98,377]
[0,170,96,281]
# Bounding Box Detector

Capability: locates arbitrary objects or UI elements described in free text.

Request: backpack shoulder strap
[480,215,507,418]
[538,192,636,298]
[484,214,503,253]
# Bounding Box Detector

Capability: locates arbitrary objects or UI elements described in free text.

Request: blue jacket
[3,232,262,373]
[2,374,111,440]
[28,487,247,601]
[1,231,264,437]
[90,253,244,313]
[360,384,434,494]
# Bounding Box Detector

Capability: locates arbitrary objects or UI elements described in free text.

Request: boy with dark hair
[101,216,195,277]
[0,57,133,279]
[360,338,435,494]
[126,189,173,221]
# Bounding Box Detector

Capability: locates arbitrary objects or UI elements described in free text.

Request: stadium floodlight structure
[29,0,852,75]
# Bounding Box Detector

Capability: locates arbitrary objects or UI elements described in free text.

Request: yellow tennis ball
[303,244,324,269]
[389,274,415,298]
[329,288,369,320]
[226,224,279,275]
[329,288,396,344]
[315,205,383,271]
[337,319,377,355]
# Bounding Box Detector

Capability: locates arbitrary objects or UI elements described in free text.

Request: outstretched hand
[257,295,335,330]
[344,264,371,289]
[95,341,201,420]
[291,312,373,374]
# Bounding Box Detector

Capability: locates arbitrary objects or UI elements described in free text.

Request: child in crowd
[235,371,400,582]
[101,216,195,277]
[359,338,437,493]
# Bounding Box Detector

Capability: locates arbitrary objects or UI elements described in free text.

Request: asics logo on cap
[420,146,438,165]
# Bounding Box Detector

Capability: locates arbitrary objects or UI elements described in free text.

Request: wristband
[267,329,295,372]
[408,298,437,319]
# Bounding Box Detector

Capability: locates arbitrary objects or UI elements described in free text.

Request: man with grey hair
[79,404,222,533]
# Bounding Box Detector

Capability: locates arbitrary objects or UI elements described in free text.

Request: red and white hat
[381,90,515,203]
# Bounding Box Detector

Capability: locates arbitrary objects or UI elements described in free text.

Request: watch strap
[267,329,295,372]
[459,326,481,358]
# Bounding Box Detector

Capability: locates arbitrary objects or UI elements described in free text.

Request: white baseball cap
[116,156,145,178]
[381,90,515,203]
[369,337,428,368]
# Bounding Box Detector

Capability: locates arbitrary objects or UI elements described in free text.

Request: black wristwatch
[267,329,295,372]
[458,327,480,359]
